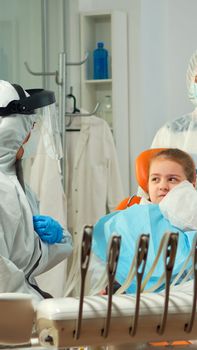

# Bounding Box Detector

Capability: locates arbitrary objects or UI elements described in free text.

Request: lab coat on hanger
[66,115,124,233]
[64,115,124,296]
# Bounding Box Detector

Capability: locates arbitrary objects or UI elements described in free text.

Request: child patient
[144,148,195,201]
[92,148,197,293]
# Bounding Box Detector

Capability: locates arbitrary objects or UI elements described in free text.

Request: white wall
[78,0,197,192]
[45,0,66,95]
[0,0,67,97]
[64,0,81,100]
[0,0,43,87]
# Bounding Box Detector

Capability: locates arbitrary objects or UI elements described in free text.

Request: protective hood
[0,80,35,175]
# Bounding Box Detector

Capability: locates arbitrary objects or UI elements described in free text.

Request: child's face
[148,158,187,204]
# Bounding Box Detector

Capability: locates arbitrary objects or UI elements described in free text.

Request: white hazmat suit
[0,80,72,301]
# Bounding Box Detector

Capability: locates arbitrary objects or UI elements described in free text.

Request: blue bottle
[93,42,108,79]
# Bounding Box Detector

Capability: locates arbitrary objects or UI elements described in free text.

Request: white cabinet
[80,10,130,195]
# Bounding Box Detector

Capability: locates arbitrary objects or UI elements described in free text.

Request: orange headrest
[135,148,166,193]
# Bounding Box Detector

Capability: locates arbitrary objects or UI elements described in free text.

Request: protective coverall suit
[0,80,72,300]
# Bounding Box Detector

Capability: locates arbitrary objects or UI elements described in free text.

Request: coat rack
[25,51,99,189]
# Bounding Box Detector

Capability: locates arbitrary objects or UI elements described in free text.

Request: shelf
[84,79,112,84]
[80,10,130,193]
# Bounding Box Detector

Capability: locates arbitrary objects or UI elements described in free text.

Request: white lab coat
[64,115,124,295]
[66,115,124,236]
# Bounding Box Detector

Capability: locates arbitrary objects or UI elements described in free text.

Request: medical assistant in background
[151,50,197,170]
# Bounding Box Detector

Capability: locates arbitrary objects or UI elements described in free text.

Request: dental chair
[3,149,197,350]
[35,148,197,350]
[35,234,197,350]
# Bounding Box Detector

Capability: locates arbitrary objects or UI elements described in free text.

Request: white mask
[188,81,197,106]
[186,49,197,106]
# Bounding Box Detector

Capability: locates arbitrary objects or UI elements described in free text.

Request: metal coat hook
[24,61,61,85]
[65,87,100,117]
[24,61,56,76]
[24,52,88,85]
[157,232,178,335]
[102,235,121,338]
[24,61,60,84]
[74,225,93,340]
[184,232,197,333]
[66,86,80,114]
[129,234,150,337]
[65,102,100,117]
[66,52,89,66]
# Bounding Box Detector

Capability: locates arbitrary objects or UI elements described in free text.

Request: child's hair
[149,148,196,184]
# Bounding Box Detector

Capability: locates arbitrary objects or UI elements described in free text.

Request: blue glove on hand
[33,215,63,244]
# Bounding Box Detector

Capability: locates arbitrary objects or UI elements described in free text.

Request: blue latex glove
[33,215,63,244]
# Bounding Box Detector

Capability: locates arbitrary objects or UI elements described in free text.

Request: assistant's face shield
[30,103,63,160]
[186,50,197,107]
[22,101,63,161]
[0,83,63,160]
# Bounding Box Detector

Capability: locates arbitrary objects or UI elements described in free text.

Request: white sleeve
[151,125,170,148]
[104,122,124,211]
[159,180,197,230]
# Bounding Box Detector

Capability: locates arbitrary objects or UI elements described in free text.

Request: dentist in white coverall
[0,80,72,300]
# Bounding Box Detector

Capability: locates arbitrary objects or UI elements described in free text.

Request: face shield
[0,83,63,161]
[22,102,63,160]
[0,81,62,192]
[186,50,197,107]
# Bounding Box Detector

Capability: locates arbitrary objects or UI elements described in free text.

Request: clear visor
[188,77,197,106]
[23,103,63,160]
[186,50,197,106]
